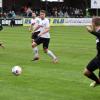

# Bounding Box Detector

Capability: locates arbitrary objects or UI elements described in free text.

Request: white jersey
[31,17,41,32]
[39,18,50,38]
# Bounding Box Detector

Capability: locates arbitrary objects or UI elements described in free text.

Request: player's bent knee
[32,42,37,48]
[84,68,92,76]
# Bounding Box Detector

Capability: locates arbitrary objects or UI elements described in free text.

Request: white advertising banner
[91,0,100,9]
[23,18,92,26]
[1,19,23,25]
[65,18,92,26]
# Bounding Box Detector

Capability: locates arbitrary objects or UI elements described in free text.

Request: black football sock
[87,72,100,84]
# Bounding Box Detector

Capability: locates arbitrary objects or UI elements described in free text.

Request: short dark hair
[92,17,100,26]
[40,10,46,14]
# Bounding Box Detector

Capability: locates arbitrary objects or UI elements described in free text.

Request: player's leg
[98,69,100,82]
[89,69,100,87]
[43,38,58,63]
[10,20,13,27]
[13,20,15,26]
[32,41,39,60]
[84,57,100,87]
[31,32,40,60]
[32,37,42,61]
[32,41,39,61]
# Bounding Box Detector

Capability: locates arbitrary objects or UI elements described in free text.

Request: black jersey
[90,30,100,58]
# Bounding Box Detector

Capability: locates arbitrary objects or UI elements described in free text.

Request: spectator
[26,7,32,17]
[64,11,69,18]
[58,10,64,18]
[10,11,16,27]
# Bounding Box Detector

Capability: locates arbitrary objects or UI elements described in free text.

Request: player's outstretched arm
[86,26,100,37]
[33,25,41,33]
[38,27,50,37]
[86,26,94,33]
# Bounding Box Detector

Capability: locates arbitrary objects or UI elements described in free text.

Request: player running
[84,17,100,87]
[32,10,58,63]
[29,11,41,61]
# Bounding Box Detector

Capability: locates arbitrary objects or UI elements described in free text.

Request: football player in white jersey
[32,10,58,63]
[29,12,41,61]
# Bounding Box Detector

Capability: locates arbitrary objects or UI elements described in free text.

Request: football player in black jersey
[84,17,100,87]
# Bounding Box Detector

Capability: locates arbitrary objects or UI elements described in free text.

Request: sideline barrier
[49,18,66,26]
[0,18,92,26]
[65,18,92,26]
[23,18,92,26]
[23,18,31,26]
[0,19,23,26]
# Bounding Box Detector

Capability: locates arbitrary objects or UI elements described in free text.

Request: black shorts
[31,31,40,39]
[86,56,100,72]
[34,37,50,49]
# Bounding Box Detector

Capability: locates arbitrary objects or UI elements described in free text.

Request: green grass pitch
[0,26,100,100]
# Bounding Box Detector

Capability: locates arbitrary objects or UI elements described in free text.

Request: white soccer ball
[12,66,22,76]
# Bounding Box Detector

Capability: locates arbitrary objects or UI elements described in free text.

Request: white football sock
[47,50,56,60]
[33,47,39,58]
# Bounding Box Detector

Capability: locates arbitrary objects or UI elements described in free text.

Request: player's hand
[86,26,93,32]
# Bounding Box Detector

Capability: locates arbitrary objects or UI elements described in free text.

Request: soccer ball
[12,66,22,76]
